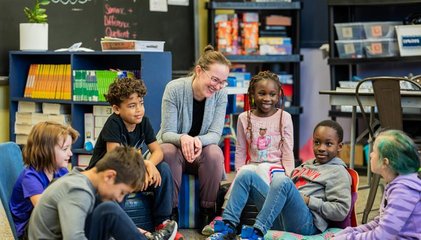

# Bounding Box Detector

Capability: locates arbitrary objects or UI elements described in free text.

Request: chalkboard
[0,0,195,76]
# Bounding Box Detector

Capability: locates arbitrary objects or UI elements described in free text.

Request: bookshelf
[9,51,172,166]
[207,0,303,161]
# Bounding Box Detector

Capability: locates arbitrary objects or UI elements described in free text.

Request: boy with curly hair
[87,77,175,235]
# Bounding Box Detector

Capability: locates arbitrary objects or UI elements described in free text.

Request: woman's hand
[180,135,203,162]
[192,137,202,160]
[180,134,196,162]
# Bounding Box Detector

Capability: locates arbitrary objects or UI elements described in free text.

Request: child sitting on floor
[27,146,178,240]
[207,120,351,239]
[334,129,421,239]
[10,121,79,239]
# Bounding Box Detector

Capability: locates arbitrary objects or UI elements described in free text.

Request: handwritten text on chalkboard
[104,1,137,39]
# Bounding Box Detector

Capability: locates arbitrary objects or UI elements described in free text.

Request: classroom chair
[355,76,421,223]
[0,142,24,239]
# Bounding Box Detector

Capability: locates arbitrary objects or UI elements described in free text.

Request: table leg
[350,106,356,169]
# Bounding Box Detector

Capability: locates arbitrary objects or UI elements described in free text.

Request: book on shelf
[15,123,33,135]
[48,114,71,125]
[42,103,70,115]
[77,154,92,168]
[16,134,28,145]
[93,105,113,116]
[24,64,36,98]
[15,112,48,125]
[94,116,109,128]
[23,64,71,100]
[94,127,102,140]
[84,113,95,142]
[18,101,41,113]
[73,70,119,102]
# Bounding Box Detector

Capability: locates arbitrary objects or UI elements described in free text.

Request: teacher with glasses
[157,45,231,228]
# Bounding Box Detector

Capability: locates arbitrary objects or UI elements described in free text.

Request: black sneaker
[145,220,178,240]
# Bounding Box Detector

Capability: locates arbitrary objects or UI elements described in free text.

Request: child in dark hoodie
[207,120,351,240]
[335,130,421,239]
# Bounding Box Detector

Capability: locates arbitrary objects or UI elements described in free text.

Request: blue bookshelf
[9,51,172,166]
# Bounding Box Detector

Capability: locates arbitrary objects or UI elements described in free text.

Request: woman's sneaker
[145,220,178,240]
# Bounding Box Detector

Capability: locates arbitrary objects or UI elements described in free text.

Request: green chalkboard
[0,0,195,75]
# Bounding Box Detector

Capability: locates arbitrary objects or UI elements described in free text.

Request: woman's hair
[23,121,79,173]
[105,77,147,106]
[95,146,145,190]
[313,119,344,143]
[246,71,285,150]
[191,45,231,77]
[375,130,420,175]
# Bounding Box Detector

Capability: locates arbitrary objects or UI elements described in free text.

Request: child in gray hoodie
[207,120,351,240]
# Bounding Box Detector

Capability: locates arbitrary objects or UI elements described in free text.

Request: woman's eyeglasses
[201,67,228,88]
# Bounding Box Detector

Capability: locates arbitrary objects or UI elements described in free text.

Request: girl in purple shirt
[335,129,421,239]
[9,121,79,238]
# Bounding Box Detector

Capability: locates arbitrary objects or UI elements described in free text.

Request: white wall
[299,48,351,158]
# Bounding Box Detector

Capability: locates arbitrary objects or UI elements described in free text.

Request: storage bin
[335,40,364,58]
[334,22,365,40]
[363,21,401,39]
[395,24,421,56]
[363,38,398,58]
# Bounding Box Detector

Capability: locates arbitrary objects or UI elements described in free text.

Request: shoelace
[152,230,168,240]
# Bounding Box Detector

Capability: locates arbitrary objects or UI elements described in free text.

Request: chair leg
[362,173,381,224]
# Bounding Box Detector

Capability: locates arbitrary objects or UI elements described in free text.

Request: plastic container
[335,40,364,58]
[395,24,421,56]
[334,22,365,40]
[363,21,401,39]
[363,38,398,58]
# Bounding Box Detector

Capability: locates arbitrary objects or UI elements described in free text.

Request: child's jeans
[85,201,147,240]
[223,162,285,209]
[222,169,318,235]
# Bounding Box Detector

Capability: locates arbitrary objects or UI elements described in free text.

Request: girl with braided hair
[202,70,294,236]
[235,70,294,178]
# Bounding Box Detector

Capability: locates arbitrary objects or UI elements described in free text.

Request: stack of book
[242,12,260,55]
[73,70,140,102]
[215,14,240,55]
[259,15,292,55]
[78,105,113,168]
[15,102,71,145]
[24,64,72,100]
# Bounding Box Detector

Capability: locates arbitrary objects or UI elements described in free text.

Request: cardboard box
[338,143,364,166]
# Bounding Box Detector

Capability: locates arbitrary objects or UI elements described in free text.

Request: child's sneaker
[146,220,178,240]
[240,225,263,240]
[202,216,223,236]
[155,220,184,240]
[206,220,236,240]
[174,232,184,240]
